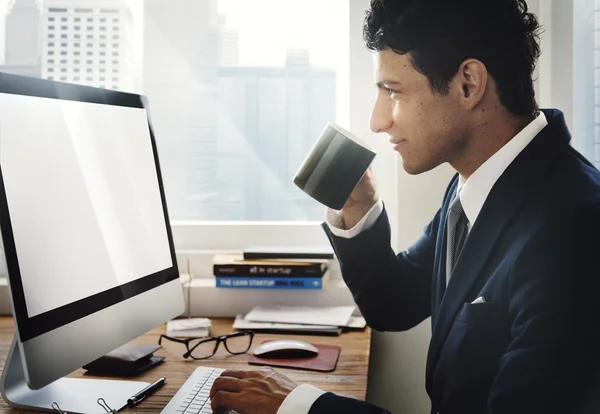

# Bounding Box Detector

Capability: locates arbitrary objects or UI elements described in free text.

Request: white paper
[233,315,340,331]
[167,318,211,331]
[346,316,367,329]
[244,305,355,327]
[166,327,209,338]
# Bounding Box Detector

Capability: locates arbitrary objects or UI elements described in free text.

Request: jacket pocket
[456,302,498,326]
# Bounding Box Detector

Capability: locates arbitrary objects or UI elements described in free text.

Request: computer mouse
[252,340,319,358]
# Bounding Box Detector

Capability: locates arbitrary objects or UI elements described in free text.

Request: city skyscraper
[217,49,336,220]
[39,0,139,91]
[6,0,39,64]
[143,0,220,220]
[218,15,239,67]
[2,0,41,77]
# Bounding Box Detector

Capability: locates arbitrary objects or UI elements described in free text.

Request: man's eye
[386,88,400,96]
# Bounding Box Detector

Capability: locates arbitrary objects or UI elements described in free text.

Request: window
[74,26,81,31]
[61,26,67,30]
[48,42,55,47]
[49,34,55,38]
[88,18,94,22]
[87,43,93,47]
[138,0,349,222]
[0,0,353,258]
[74,43,80,47]
[48,17,55,22]
[60,59,67,64]
[48,25,55,30]
[74,68,80,72]
[87,26,93,31]
[100,60,106,64]
[60,51,67,55]
[61,34,68,39]
[47,76,54,80]
[48,51,54,55]
[60,77,67,81]
[60,68,67,72]
[61,42,67,47]
[74,76,80,81]
[61,17,67,22]
[573,0,600,168]
[74,51,80,56]
[48,59,54,64]
[100,68,106,73]
[47,68,54,72]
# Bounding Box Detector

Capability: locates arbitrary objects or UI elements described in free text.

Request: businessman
[210,0,600,413]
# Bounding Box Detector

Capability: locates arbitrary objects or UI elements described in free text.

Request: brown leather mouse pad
[248,341,341,372]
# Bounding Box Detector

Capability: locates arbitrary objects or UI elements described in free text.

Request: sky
[218,0,349,69]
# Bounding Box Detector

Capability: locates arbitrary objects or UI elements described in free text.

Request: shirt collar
[457,111,548,226]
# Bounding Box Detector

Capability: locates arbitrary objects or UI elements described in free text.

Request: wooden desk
[0,317,371,413]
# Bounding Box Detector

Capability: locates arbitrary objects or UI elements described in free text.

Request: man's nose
[369,96,393,134]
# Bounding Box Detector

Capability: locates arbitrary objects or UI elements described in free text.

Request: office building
[143,0,220,220]
[217,49,336,220]
[3,0,41,76]
[39,0,139,91]
[5,0,40,65]
[218,15,239,67]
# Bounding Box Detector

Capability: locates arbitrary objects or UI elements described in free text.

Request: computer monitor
[0,73,185,413]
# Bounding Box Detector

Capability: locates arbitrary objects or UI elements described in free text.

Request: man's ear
[455,59,487,110]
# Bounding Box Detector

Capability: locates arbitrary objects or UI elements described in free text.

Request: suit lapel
[425,109,572,384]
[430,177,458,329]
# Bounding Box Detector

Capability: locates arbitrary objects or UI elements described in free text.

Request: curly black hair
[364,0,542,116]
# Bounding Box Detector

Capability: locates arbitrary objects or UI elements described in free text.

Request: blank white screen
[0,93,173,317]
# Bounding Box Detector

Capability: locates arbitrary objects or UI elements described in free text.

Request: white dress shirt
[277,112,548,414]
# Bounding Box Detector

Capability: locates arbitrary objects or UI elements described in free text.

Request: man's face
[370,49,470,174]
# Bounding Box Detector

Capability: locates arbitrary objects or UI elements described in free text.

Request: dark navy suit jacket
[309,110,600,414]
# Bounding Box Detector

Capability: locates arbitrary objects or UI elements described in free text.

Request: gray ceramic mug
[293,123,376,210]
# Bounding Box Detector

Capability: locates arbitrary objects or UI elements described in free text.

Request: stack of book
[213,246,333,290]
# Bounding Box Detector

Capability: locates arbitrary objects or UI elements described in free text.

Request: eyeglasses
[158,331,255,360]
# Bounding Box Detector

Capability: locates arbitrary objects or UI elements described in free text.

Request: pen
[127,377,166,407]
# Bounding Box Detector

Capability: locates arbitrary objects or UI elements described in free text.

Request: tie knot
[449,193,465,217]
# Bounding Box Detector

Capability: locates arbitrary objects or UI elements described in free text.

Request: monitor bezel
[0,73,179,342]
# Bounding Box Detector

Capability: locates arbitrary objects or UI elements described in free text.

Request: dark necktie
[446,193,469,284]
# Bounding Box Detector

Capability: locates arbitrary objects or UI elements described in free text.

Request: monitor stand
[1,337,150,414]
